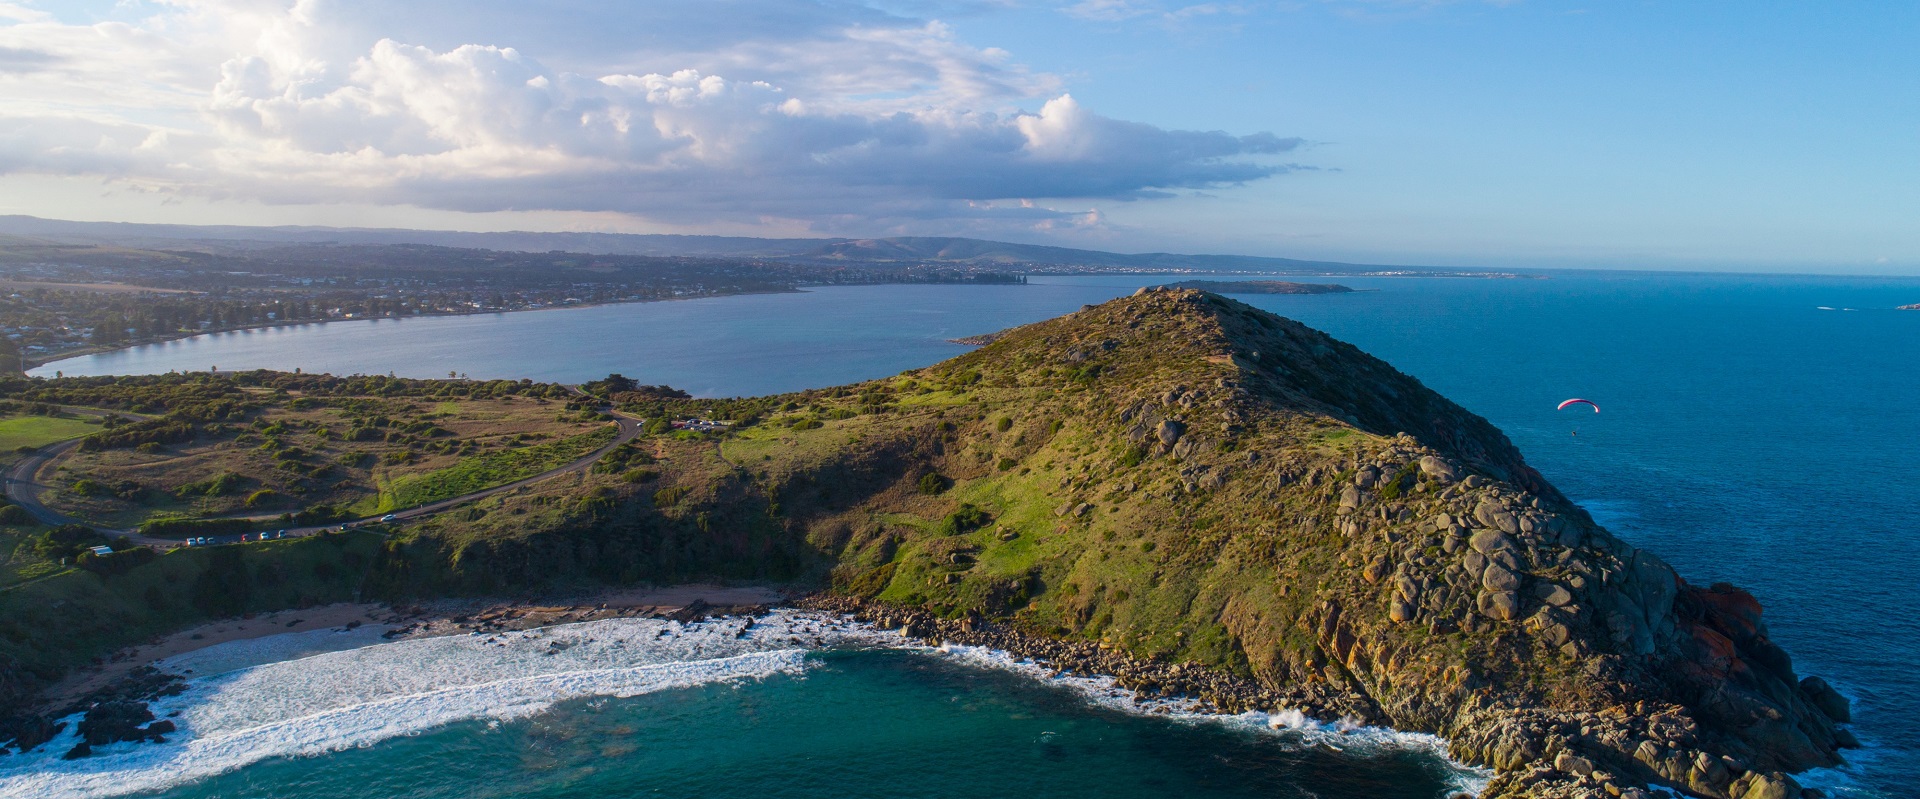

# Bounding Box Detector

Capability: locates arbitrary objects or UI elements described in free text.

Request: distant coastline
[1155,279,1358,295]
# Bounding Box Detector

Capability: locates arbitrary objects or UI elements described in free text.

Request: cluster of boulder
[0,666,185,758]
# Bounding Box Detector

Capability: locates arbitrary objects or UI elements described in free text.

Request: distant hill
[0,216,833,258]
[0,216,1448,274]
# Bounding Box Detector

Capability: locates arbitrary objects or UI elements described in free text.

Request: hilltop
[0,290,1849,798]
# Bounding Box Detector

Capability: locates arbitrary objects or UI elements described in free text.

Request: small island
[1156,279,1355,294]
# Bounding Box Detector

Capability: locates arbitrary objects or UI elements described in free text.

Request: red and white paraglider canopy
[1557,398,1600,413]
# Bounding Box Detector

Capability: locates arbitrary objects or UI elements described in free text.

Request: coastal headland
[0,289,1853,798]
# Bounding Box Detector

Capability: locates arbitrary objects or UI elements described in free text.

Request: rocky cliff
[330,289,1857,797]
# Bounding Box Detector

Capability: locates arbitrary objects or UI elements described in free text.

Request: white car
[380,514,398,523]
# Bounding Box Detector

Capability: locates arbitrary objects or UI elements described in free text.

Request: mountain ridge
[0,215,1447,274]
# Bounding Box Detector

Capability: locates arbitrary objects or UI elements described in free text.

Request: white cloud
[0,0,1301,230]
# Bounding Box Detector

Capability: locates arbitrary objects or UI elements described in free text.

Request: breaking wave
[0,611,894,799]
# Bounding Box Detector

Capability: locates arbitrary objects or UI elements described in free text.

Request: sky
[0,1,1914,272]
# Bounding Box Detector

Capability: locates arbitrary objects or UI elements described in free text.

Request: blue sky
[0,1,1913,272]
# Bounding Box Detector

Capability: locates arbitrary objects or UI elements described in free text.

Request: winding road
[4,402,644,549]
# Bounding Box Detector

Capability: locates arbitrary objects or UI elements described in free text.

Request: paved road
[4,404,643,549]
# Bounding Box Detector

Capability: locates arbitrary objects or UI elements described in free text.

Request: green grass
[364,425,618,514]
[0,415,101,451]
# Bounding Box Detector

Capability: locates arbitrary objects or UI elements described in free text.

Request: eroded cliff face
[386,289,1850,798]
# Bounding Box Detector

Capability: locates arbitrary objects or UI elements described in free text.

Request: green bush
[940,503,992,536]
[175,471,248,498]
[917,472,950,495]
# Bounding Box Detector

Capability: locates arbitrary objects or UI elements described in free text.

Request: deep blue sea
[22,271,1920,797]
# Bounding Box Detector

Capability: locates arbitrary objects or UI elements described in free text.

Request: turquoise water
[26,272,1920,796]
[142,650,1461,799]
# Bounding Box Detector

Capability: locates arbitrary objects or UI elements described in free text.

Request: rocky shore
[803,594,1836,799]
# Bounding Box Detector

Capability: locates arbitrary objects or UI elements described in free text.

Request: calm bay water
[27,272,1920,797]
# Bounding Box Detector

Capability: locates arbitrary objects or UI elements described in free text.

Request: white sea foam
[931,641,1493,796]
[0,610,897,799]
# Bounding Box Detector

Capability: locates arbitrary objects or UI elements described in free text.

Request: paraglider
[1557,398,1600,413]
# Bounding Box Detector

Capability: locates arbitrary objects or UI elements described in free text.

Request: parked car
[380,514,398,523]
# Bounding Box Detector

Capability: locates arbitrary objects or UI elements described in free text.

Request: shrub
[244,489,285,508]
[996,457,1018,471]
[995,417,1013,432]
[0,504,34,525]
[939,503,992,536]
[917,472,950,495]
[175,472,248,498]
[27,524,106,559]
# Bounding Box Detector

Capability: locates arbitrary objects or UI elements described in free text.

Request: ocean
[21,271,1920,797]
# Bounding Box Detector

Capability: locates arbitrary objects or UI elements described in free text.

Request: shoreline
[20,288,809,374]
[37,584,791,712]
[27,591,1793,799]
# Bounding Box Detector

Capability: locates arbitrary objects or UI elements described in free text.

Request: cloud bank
[0,0,1302,230]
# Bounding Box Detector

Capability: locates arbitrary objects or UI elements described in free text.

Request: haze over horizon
[0,1,1914,274]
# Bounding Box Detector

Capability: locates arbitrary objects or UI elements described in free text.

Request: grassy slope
[41,396,605,528]
[364,425,618,514]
